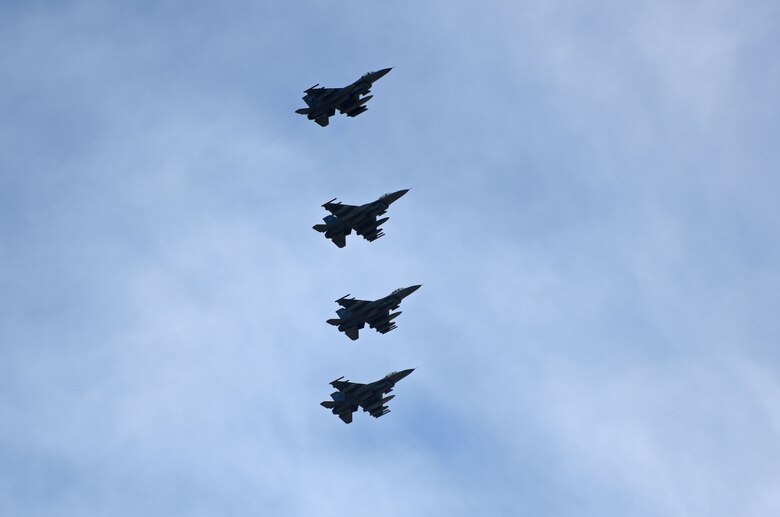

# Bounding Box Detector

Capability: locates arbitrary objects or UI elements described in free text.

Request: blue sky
[2,1,780,515]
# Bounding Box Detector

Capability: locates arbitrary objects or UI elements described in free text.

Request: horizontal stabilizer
[295,108,311,115]
[331,233,346,248]
[313,224,328,233]
[326,318,341,326]
[345,327,360,341]
[320,400,336,409]
[315,116,329,127]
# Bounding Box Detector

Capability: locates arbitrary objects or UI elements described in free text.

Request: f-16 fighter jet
[321,369,414,423]
[313,189,409,248]
[327,285,421,340]
[295,67,392,127]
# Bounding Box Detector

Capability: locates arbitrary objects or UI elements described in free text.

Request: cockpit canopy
[385,371,398,378]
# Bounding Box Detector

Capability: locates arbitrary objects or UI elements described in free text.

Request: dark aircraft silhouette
[321,369,415,423]
[295,68,392,127]
[327,285,421,340]
[313,189,409,248]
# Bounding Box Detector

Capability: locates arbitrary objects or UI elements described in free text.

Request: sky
[2,1,780,515]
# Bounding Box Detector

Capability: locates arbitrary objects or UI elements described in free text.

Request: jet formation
[295,68,392,127]
[313,189,408,248]
[321,369,414,423]
[302,68,419,423]
[327,285,421,341]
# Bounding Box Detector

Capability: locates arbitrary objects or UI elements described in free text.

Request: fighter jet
[313,189,409,248]
[327,285,421,340]
[295,68,392,127]
[321,369,415,424]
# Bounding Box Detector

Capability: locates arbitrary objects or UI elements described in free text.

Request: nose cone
[389,368,415,383]
[397,284,422,299]
[367,67,392,82]
[383,188,409,205]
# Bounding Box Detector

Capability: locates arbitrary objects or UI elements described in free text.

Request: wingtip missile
[330,376,345,385]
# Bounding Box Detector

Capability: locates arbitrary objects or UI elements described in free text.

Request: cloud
[2,1,780,516]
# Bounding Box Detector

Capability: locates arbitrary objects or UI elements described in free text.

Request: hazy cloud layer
[2,1,779,516]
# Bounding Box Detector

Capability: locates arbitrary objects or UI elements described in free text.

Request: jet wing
[336,296,370,309]
[303,87,339,107]
[353,216,384,242]
[323,201,357,217]
[331,379,365,392]
[336,94,362,114]
[359,393,393,418]
[366,310,399,334]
